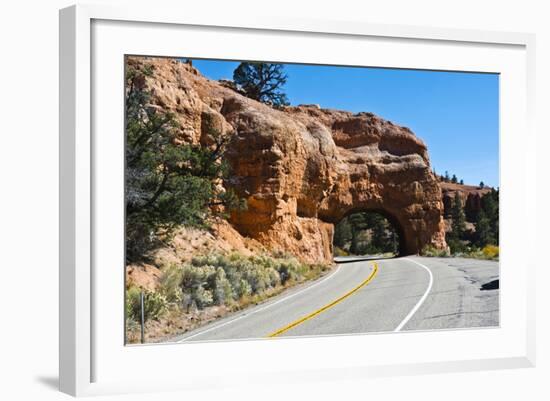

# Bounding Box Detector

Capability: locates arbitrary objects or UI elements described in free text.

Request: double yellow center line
[267,262,379,338]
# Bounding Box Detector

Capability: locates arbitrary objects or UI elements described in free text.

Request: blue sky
[191,59,499,188]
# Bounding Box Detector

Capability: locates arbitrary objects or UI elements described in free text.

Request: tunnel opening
[333,209,406,258]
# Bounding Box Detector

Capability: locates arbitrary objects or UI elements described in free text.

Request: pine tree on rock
[233,62,290,106]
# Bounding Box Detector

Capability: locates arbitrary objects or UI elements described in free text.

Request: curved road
[173,256,499,342]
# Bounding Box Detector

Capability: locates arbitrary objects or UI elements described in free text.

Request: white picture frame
[59,4,536,397]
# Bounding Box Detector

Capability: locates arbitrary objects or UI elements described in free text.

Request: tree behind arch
[233,62,289,106]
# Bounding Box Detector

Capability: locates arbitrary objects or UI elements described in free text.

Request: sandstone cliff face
[128,57,447,263]
[440,182,492,221]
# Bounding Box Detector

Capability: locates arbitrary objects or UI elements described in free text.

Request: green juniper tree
[333,217,352,250]
[451,192,466,237]
[367,214,389,252]
[479,188,499,246]
[233,62,290,106]
[347,214,364,255]
[447,192,467,253]
[125,63,245,262]
[474,209,495,247]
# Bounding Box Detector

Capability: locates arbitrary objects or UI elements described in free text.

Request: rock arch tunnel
[318,195,444,258]
[130,57,449,265]
[223,97,449,263]
[331,208,407,256]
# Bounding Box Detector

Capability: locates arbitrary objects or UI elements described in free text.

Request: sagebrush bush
[159,264,184,304]
[156,252,324,311]
[236,278,252,298]
[420,245,449,257]
[126,286,141,321]
[126,286,168,322]
[213,268,233,305]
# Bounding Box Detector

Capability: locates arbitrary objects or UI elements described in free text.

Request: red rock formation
[127,57,448,263]
[440,182,492,221]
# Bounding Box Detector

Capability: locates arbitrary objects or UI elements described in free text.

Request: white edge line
[177,263,345,342]
[394,258,434,332]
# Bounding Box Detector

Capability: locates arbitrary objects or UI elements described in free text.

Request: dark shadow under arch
[333,207,408,257]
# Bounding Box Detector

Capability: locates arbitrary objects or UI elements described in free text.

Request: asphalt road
[173,256,499,342]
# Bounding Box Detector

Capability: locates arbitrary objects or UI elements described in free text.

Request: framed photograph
[59,4,536,396]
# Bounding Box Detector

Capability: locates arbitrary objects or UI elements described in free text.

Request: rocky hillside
[127,57,447,265]
[440,181,493,220]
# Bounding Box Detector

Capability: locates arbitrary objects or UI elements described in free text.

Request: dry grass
[126,253,332,344]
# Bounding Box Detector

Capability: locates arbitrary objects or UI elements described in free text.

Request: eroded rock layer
[440,182,492,221]
[128,57,447,263]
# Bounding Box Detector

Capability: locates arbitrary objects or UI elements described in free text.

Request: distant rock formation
[128,57,448,264]
[440,182,492,221]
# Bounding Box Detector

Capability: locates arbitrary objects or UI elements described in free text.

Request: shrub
[213,268,234,305]
[158,252,324,311]
[126,286,142,321]
[126,286,168,322]
[179,264,216,309]
[144,291,169,320]
[159,264,184,304]
[333,247,349,257]
[447,238,467,255]
[482,245,499,259]
[193,286,214,308]
[266,267,281,287]
[236,278,252,298]
[421,245,449,257]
